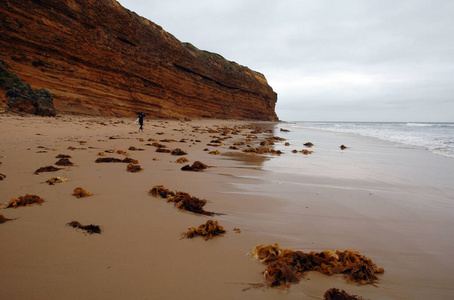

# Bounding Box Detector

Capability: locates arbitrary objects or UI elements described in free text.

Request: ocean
[284,121,454,158]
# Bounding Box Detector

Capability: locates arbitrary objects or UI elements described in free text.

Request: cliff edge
[0,0,278,120]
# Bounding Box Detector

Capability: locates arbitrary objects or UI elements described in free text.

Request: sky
[116,0,454,122]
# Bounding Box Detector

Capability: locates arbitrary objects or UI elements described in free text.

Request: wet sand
[1,114,453,299]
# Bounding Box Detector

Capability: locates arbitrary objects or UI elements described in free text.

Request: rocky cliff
[0,0,278,120]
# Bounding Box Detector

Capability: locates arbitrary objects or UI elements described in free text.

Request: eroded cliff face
[0,0,278,120]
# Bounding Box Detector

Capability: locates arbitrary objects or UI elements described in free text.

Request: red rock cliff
[0,0,278,120]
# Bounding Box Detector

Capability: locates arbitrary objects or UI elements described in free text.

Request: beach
[1,113,454,299]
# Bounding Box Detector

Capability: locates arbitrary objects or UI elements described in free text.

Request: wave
[406,123,454,127]
[406,123,436,127]
[293,122,454,158]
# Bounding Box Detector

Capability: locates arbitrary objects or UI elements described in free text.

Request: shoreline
[1,113,453,299]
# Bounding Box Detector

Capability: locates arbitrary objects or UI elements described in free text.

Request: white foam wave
[293,122,454,158]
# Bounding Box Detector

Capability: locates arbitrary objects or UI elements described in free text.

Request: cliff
[0,0,278,120]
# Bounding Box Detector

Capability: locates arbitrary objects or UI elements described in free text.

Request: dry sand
[0,113,453,299]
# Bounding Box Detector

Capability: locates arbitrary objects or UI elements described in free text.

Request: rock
[0,0,277,120]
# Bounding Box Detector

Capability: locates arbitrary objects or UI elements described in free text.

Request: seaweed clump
[181,161,208,172]
[171,148,187,156]
[0,214,16,224]
[168,192,214,215]
[95,157,123,163]
[73,187,93,198]
[46,177,68,185]
[242,147,283,155]
[34,165,63,175]
[0,173,6,180]
[324,288,363,300]
[149,185,216,215]
[148,185,175,198]
[301,149,313,155]
[251,243,384,287]
[5,194,44,208]
[175,157,190,164]
[183,220,226,240]
[66,221,101,234]
[122,157,139,164]
[95,157,139,164]
[55,158,74,166]
[126,163,142,173]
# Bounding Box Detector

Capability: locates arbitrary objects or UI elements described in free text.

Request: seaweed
[183,220,226,240]
[122,157,139,164]
[56,154,71,158]
[156,148,171,153]
[55,158,74,166]
[149,185,216,215]
[46,177,68,185]
[34,165,63,174]
[301,149,313,155]
[116,150,131,156]
[251,244,384,287]
[0,214,16,224]
[171,148,187,156]
[148,185,175,198]
[0,173,6,180]
[95,157,122,163]
[181,161,208,172]
[128,146,145,151]
[340,145,348,150]
[208,150,221,155]
[175,157,190,164]
[73,187,93,198]
[242,147,282,155]
[5,194,44,208]
[324,288,363,300]
[66,221,101,234]
[126,163,143,173]
[168,192,214,215]
[150,142,166,148]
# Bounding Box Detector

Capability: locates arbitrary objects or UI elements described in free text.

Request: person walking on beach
[137,113,145,132]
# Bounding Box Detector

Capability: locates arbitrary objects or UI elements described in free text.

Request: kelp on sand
[182,219,226,240]
[126,163,143,173]
[34,165,63,175]
[0,214,16,224]
[181,161,208,172]
[324,288,363,300]
[149,185,218,216]
[5,194,44,208]
[46,177,68,185]
[251,243,384,287]
[73,187,93,198]
[66,221,101,234]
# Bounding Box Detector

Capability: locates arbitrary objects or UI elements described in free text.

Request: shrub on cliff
[1,58,56,116]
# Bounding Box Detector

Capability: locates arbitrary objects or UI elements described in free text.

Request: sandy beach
[1,113,454,299]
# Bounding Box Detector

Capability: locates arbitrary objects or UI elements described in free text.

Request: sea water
[285,122,454,158]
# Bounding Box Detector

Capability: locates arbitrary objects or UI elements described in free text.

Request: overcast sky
[117,0,454,122]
